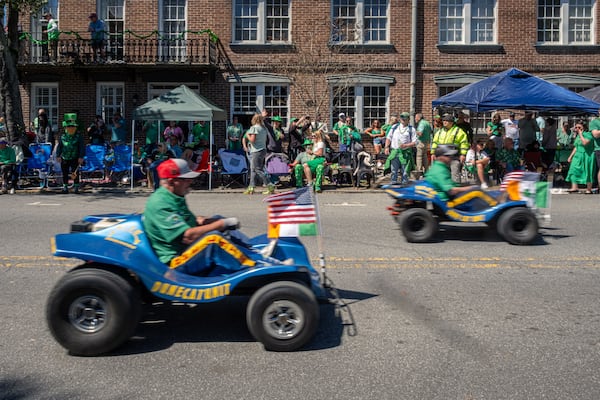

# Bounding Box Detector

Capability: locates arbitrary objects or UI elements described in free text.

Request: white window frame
[439,0,497,45]
[159,0,187,61]
[31,83,59,132]
[537,0,596,45]
[232,0,291,44]
[331,0,389,44]
[99,0,125,60]
[328,74,392,131]
[331,85,388,131]
[97,82,125,123]
[228,74,291,125]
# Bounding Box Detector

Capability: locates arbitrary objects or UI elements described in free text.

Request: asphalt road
[1,190,599,399]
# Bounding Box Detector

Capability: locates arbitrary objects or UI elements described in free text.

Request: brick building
[16,0,600,147]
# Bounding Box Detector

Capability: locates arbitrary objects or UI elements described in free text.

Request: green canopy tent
[131,85,227,190]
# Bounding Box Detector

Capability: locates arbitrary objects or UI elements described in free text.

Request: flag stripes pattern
[264,187,317,225]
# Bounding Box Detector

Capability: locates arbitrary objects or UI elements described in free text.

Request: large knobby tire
[46,268,141,356]
[246,281,319,352]
[497,207,539,245]
[399,208,438,243]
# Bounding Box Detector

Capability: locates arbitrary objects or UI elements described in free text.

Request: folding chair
[81,144,106,183]
[109,144,132,183]
[218,148,248,189]
[191,149,218,189]
[27,143,53,187]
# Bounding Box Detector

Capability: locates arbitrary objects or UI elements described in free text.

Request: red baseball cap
[157,159,200,179]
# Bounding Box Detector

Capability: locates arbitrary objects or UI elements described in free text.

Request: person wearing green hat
[289,138,314,187]
[267,115,284,154]
[56,113,85,194]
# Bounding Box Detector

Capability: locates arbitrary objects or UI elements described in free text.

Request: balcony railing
[18,35,218,66]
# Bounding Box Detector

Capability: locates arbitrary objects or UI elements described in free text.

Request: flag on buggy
[264,186,318,238]
[500,171,550,209]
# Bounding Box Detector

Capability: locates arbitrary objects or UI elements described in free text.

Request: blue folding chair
[81,144,106,182]
[27,143,53,186]
[109,144,132,183]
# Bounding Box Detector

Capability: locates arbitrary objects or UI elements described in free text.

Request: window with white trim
[99,0,125,60]
[331,0,389,44]
[30,0,59,62]
[97,83,124,123]
[537,0,595,44]
[160,0,186,61]
[233,0,290,43]
[232,83,289,127]
[332,85,388,130]
[439,0,496,44]
[31,83,59,132]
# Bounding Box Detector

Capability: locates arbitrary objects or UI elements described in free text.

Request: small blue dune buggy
[46,214,328,356]
[384,180,540,245]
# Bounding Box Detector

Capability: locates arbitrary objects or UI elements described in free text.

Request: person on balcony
[42,12,59,62]
[88,13,106,62]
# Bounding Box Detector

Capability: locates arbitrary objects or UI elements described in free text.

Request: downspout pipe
[409,0,418,125]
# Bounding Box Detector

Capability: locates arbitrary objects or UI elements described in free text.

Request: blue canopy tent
[432,68,600,114]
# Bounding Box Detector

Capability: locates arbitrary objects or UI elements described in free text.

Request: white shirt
[501,118,519,140]
[312,141,325,156]
[387,123,416,149]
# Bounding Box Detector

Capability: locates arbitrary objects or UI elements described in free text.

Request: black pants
[0,164,16,189]
[61,158,80,185]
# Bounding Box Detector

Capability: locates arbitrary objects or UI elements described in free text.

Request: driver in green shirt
[425,144,480,202]
[143,158,262,275]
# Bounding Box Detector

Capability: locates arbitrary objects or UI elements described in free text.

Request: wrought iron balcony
[17,35,219,66]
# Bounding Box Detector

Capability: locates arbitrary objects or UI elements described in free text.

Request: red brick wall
[16,1,600,145]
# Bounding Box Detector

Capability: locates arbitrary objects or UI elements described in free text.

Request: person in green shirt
[191,121,210,149]
[42,12,59,61]
[0,137,17,194]
[414,113,432,179]
[143,158,284,275]
[425,144,480,201]
[226,116,243,151]
[56,114,85,194]
[588,111,600,189]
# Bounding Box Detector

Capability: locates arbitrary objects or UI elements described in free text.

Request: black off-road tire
[497,207,539,245]
[399,208,438,243]
[246,281,319,352]
[46,267,141,356]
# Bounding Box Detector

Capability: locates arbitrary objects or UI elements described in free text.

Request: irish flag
[264,187,318,238]
[501,171,550,209]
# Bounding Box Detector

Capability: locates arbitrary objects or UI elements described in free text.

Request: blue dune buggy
[46,214,328,356]
[384,181,540,245]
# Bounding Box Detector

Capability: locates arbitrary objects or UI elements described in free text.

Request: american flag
[263,186,317,225]
[500,171,539,190]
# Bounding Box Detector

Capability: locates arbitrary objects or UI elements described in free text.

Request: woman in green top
[566,120,595,193]
[226,116,243,151]
[365,119,385,155]
[486,112,504,149]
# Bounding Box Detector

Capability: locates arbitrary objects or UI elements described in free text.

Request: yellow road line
[1,256,599,269]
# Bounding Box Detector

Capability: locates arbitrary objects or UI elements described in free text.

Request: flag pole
[310,186,328,285]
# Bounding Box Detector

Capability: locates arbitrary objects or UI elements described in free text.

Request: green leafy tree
[0,0,45,143]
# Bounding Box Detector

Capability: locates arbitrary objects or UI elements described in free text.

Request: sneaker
[481,182,489,189]
[315,188,322,193]
[9,188,15,195]
[262,184,275,195]
[243,187,255,195]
